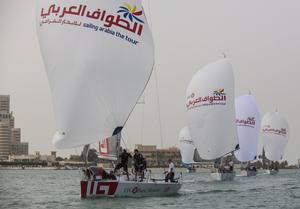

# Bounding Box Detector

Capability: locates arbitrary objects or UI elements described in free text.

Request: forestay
[186,59,238,160]
[234,95,260,162]
[36,0,154,148]
[261,111,289,161]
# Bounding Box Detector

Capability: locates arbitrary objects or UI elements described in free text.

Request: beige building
[134,144,181,167]
[0,95,29,159]
[11,142,28,155]
[0,122,11,160]
[0,95,10,112]
[11,128,21,144]
[9,151,56,164]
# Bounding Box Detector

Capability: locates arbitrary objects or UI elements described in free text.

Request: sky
[0,0,299,164]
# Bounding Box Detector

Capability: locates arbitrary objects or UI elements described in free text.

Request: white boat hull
[210,172,235,181]
[81,180,182,198]
[265,169,278,175]
[240,170,257,177]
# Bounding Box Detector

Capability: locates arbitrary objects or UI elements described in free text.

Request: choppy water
[0,169,300,209]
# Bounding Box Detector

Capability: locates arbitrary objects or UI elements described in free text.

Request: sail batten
[36,0,154,149]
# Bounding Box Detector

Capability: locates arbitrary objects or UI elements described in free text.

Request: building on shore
[0,95,29,160]
[9,151,57,166]
[134,144,181,167]
[0,122,11,159]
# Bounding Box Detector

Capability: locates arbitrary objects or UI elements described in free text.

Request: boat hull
[81,180,182,198]
[240,170,257,177]
[265,170,278,175]
[210,172,235,181]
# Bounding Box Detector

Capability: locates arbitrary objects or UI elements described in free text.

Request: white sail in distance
[234,94,261,162]
[36,0,154,149]
[186,59,238,160]
[178,127,195,164]
[261,111,289,161]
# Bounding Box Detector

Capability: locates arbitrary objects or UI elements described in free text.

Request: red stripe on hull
[80,181,88,198]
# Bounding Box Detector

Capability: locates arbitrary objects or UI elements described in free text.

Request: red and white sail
[186,59,238,160]
[234,94,261,162]
[261,111,289,161]
[36,0,154,148]
[178,127,195,164]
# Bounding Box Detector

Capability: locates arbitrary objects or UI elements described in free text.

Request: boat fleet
[35,0,290,198]
[179,59,289,180]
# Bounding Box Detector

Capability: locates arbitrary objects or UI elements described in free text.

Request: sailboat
[234,94,260,177]
[186,58,239,181]
[261,111,289,175]
[36,0,181,198]
[178,127,199,173]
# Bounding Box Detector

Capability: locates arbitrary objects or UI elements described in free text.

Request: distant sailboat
[36,0,181,197]
[234,94,260,177]
[261,111,289,175]
[178,127,199,173]
[186,58,239,181]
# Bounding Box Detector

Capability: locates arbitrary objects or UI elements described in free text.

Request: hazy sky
[1,0,300,163]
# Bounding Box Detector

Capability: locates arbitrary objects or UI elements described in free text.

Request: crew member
[114,149,132,179]
[165,159,175,182]
[133,149,146,181]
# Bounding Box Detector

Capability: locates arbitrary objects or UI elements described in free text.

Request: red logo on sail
[186,89,227,110]
[39,3,144,36]
[262,125,287,136]
[236,117,256,128]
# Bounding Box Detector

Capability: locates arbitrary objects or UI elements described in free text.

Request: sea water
[0,169,299,209]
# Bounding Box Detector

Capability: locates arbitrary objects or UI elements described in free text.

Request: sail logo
[236,117,256,128]
[262,125,287,136]
[186,89,227,110]
[118,3,144,23]
[39,3,145,36]
[179,139,194,145]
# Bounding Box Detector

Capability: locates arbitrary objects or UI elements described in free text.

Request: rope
[154,64,164,148]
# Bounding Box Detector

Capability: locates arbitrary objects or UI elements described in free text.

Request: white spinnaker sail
[178,127,195,164]
[261,111,289,161]
[36,1,154,148]
[186,59,238,160]
[234,95,260,162]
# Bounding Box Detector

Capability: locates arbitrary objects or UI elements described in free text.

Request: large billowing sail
[234,94,260,162]
[178,127,195,164]
[186,59,238,160]
[261,111,289,161]
[36,1,154,148]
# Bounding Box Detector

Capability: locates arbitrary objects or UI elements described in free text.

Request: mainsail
[261,111,289,161]
[36,0,154,148]
[234,94,260,162]
[186,59,238,160]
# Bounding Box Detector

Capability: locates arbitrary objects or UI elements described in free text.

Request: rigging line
[140,98,145,145]
[154,64,164,148]
[121,126,129,149]
[147,0,163,148]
